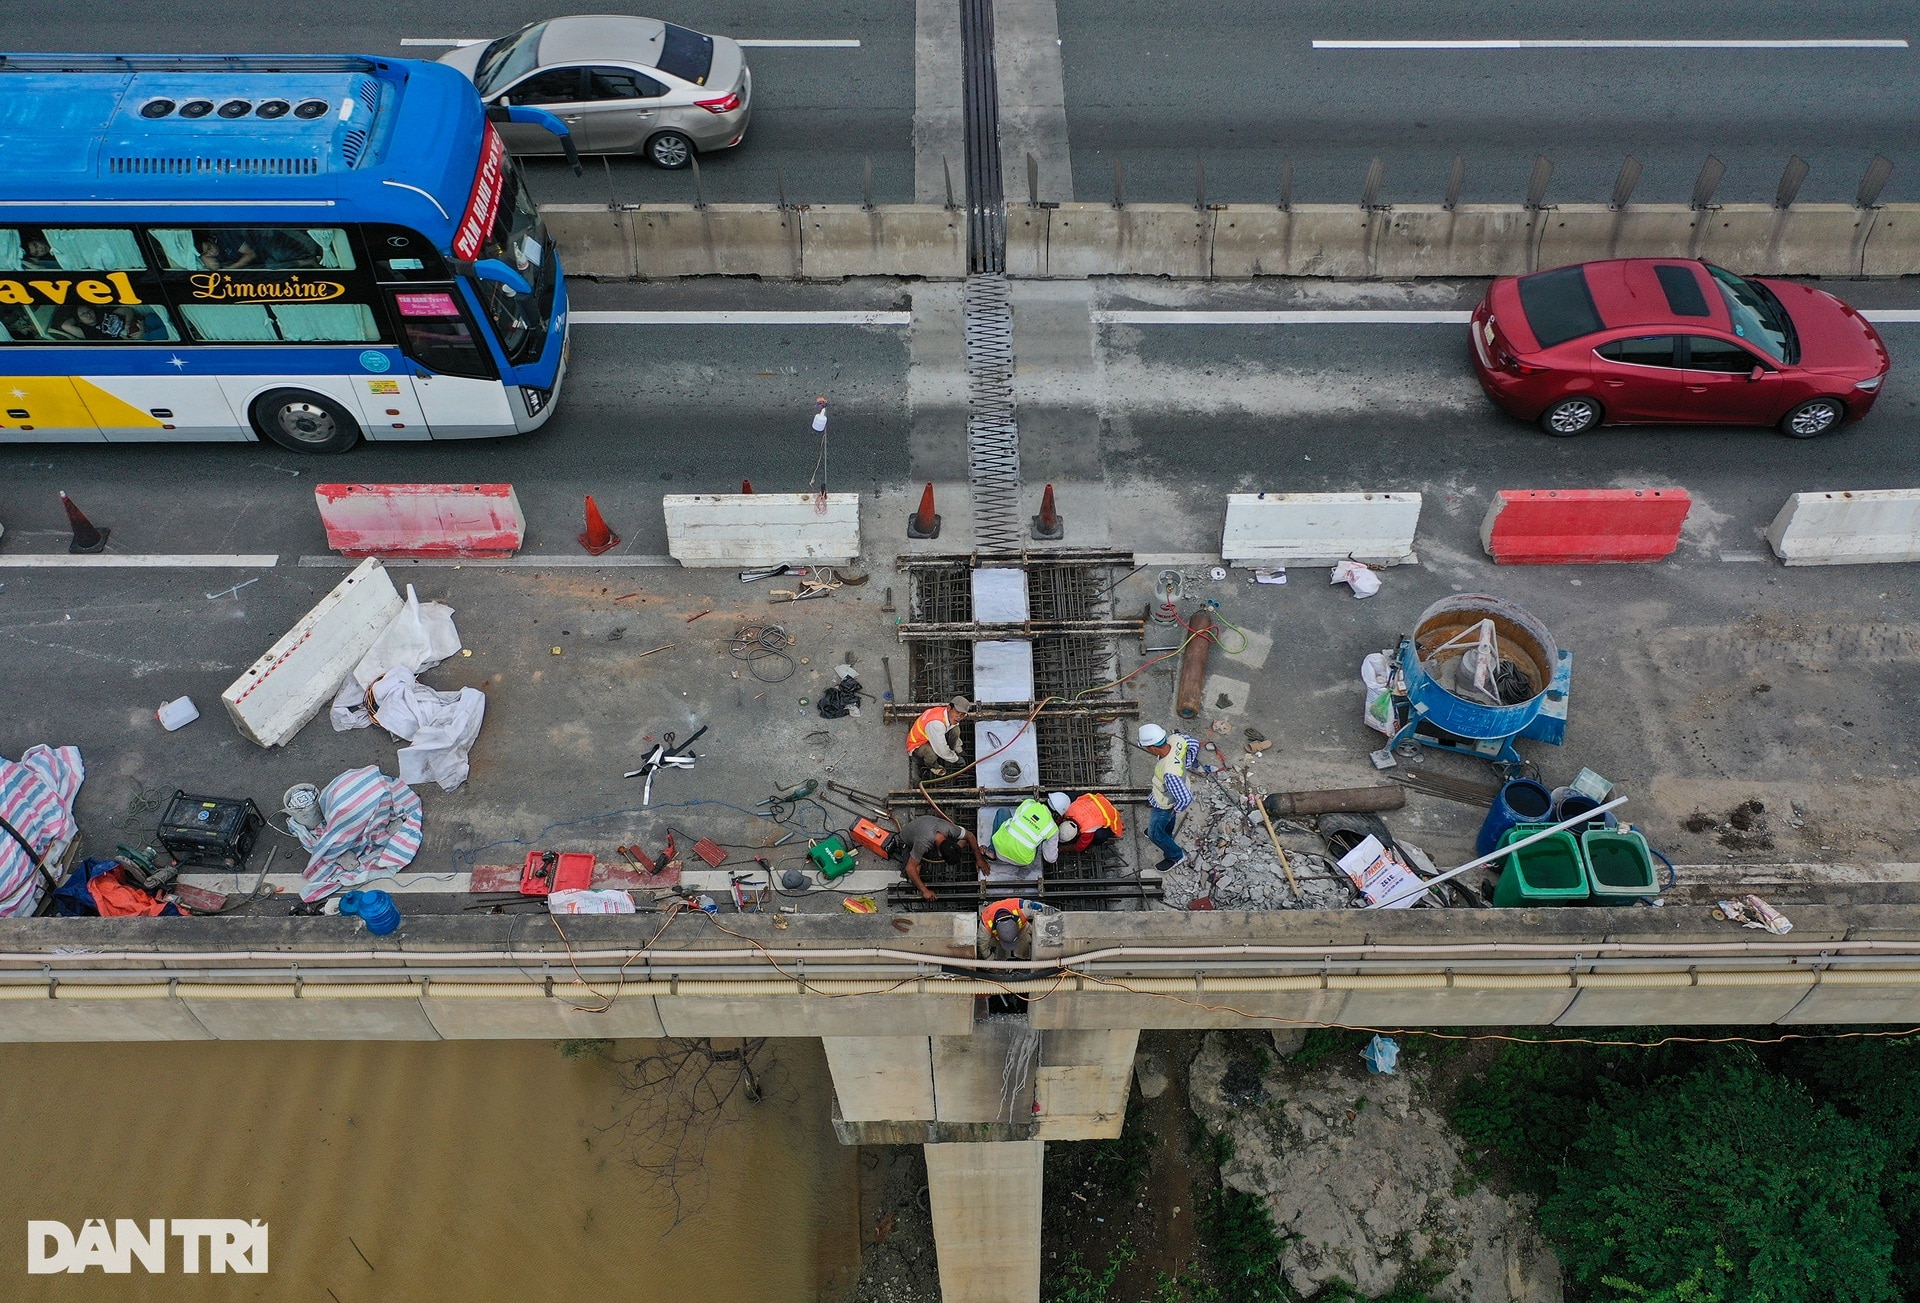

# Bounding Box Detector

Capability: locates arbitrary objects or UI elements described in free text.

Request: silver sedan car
[439,15,751,169]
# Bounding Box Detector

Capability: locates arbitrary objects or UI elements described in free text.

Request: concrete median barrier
[539,205,635,278]
[314,483,524,559]
[221,558,403,748]
[1221,491,1422,567]
[1481,488,1691,564]
[1766,489,1920,566]
[799,206,966,279]
[541,201,1920,280]
[663,492,861,567]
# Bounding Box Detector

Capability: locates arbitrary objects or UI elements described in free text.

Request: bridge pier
[824,1018,1138,1302]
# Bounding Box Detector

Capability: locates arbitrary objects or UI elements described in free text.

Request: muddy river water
[0,1038,860,1301]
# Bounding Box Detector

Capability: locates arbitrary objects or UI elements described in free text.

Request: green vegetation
[1195,1186,1291,1303]
[1046,1238,1138,1303]
[555,1037,613,1060]
[1453,1031,1920,1302]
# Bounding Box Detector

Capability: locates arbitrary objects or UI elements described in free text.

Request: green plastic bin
[1491,825,1590,906]
[1581,827,1658,900]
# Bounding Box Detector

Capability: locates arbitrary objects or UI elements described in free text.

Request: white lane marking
[401,37,862,48]
[1315,38,1909,50]
[1095,310,1473,325]
[572,310,911,326]
[0,555,278,567]
[1097,309,1920,326]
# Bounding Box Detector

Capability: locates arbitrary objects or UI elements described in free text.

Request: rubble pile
[1159,791,1354,911]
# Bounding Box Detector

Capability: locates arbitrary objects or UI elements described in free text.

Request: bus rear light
[696,93,741,114]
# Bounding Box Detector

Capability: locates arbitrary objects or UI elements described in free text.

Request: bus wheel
[251,388,361,453]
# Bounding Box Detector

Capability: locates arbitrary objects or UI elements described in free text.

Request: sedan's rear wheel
[1539,396,1602,437]
[645,131,695,169]
[1780,397,1844,439]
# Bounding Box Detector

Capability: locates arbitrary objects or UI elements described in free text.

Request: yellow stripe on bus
[0,377,163,430]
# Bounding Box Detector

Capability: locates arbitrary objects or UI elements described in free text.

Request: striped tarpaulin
[294,766,423,901]
[0,746,84,918]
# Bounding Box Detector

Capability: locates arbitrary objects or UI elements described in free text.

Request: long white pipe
[1365,795,1631,910]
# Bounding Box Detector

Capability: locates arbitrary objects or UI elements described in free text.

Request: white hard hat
[1048,792,1071,815]
[1137,724,1168,747]
[1056,819,1079,842]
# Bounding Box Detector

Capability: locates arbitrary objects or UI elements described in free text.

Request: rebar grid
[1034,716,1112,789]
[1031,635,1115,703]
[1026,564,1106,623]
[907,641,975,713]
[910,565,973,625]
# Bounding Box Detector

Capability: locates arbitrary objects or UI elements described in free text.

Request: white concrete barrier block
[221,558,403,747]
[1221,492,1422,567]
[1766,489,1920,566]
[663,493,861,567]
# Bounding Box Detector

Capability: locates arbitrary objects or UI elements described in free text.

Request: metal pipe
[1174,608,1213,719]
[1263,786,1407,816]
[15,967,1896,1002]
[1365,794,1629,909]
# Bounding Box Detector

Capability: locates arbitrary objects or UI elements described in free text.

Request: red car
[1471,259,1889,438]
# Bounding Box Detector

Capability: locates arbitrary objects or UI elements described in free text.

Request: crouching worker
[906,696,973,777]
[1049,790,1124,855]
[980,896,1059,961]
[987,796,1060,877]
[897,813,987,902]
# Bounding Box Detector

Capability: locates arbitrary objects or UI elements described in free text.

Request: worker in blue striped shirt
[1139,723,1213,871]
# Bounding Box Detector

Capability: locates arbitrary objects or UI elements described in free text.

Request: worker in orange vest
[1050,790,1124,854]
[906,695,972,776]
[980,896,1055,960]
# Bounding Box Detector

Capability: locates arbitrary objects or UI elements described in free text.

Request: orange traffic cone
[740,479,754,494]
[578,495,621,556]
[61,492,108,554]
[1031,483,1064,540]
[907,482,941,540]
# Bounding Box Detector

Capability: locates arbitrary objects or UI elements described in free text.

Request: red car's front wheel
[1780,397,1844,439]
[1539,396,1603,437]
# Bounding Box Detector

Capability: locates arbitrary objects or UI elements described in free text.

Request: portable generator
[156,791,264,870]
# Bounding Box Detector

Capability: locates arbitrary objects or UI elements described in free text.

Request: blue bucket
[1552,790,1617,830]
[1476,779,1554,857]
[340,889,400,936]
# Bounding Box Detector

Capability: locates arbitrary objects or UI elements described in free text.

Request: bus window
[150,228,352,271]
[0,227,179,342]
[178,303,380,343]
[391,290,497,379]
[363,225,450,282]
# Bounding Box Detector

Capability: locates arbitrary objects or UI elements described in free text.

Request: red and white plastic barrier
[315,483,524,559]
[1480,489,1690,564]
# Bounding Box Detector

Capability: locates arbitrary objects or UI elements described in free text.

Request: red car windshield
[1707,265,1794,363]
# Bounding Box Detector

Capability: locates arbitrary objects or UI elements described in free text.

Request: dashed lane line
[571,310,910,325]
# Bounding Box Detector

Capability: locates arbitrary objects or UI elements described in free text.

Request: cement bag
[1361,652,1394,736]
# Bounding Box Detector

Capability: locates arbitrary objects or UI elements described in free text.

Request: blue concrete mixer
[1382,595,1573,772]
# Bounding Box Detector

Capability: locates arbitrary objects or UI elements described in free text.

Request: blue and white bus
[0,53,578,452]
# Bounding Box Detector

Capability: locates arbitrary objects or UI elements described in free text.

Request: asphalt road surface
[1053,0,1920,206]
[5,0,1915,206]
[0,0,915,206]
[3,275,1918,560]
